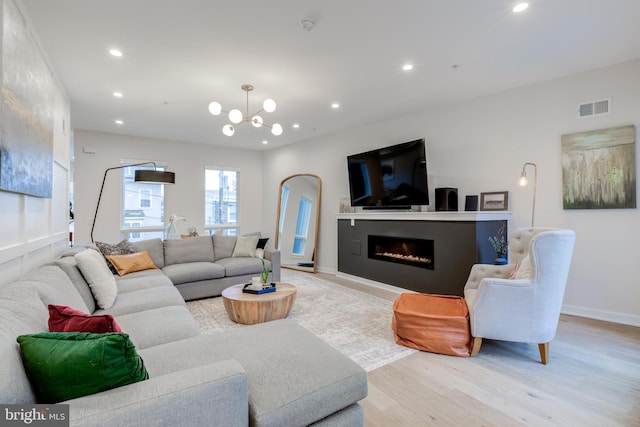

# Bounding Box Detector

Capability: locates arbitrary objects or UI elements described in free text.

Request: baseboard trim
[561,304,640,327]
[335,272,417,295]
[332,271,640,328]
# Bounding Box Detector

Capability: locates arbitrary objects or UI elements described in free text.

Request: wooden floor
[312,271,640,427]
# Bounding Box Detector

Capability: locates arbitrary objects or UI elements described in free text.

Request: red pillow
[48,305,123,333]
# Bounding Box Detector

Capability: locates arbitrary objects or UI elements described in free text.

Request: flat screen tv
[347,138,429,209]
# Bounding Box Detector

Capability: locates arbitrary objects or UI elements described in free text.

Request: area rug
[186,274,417,372]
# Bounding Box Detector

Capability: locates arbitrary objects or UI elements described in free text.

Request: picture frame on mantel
[480,191,509,211]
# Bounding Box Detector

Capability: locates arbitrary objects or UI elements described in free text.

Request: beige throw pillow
[106,251,157,276]
[232,236,259,257]
[74,249,118,309]
[514,254,533,280]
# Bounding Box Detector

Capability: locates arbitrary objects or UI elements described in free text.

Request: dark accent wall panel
[337,219,504,295]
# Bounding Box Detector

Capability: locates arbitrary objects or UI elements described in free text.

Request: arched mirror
[275,174,322,273]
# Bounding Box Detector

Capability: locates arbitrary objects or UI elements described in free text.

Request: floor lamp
[91,162,175,242]
[519,162,537,228]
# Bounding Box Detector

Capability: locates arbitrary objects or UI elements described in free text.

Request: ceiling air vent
[578,98,611,118]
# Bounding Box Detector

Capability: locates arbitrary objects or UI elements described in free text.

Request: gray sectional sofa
[0,238,368,426]
[124,234,282,301]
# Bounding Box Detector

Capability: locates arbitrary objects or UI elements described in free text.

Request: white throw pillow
[232,236,259,257]
[74,249,118,309]
[514,254,533,280]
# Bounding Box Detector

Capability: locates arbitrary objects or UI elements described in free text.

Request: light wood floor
[310,271,640,427]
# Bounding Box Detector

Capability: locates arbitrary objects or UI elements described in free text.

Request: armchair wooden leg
[538,342,549,365]
[471,337,482,357]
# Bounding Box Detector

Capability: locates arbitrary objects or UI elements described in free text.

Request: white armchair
[463,228,576,364]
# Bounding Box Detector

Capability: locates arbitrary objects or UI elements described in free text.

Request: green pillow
[17,332,149,403]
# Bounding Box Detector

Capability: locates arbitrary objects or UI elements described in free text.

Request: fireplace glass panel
[368,235,434,269]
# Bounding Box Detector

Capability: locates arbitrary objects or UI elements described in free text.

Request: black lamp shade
[134,170,175,184]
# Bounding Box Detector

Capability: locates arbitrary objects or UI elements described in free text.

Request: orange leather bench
[391,293,472,357]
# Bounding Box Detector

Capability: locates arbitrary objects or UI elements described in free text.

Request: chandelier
[208,84,283,137]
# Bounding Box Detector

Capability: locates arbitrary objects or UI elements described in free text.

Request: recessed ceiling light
[113,91,123,98]
[292,123,300,129]
[402,64,413,71]
[262,140,269,145]
[115,119,124,125]
[109,49,123,57]
[331,102,340,109]
[513,2,529,13]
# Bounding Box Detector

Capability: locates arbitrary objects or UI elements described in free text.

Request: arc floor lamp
[91,162,175,242]
[519,162,537,228]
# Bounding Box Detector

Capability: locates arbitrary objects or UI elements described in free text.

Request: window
[125,221,141,239]
[139,189,151,208]
[205,167,239,235]
[292,196,312,256]
[121,163,166,242]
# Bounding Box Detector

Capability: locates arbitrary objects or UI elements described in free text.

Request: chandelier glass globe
[222,124,235,136]
[252,115,263,128]
[228,109,243,124]
[263,98,276,113]
[208,101,222,116]
[271,123,283,136]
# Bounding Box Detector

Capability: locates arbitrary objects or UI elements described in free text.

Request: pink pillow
[509,260,520,279]
[48,305,123,333]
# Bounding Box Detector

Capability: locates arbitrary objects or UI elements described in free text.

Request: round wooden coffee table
[221,282,297,325]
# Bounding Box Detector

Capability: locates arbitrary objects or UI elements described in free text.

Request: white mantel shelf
[336,211,511,222]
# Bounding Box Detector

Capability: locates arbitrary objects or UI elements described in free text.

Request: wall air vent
[578,98,611,118]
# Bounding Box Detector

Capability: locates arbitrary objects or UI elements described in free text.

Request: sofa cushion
[232,236,259,257]
[48,304,123,333]
[213,235,237,260]
[115,269,173,294]
[95,240,133,274]
[0,286,48,404]
[93,286,186,317]
[164,236,214,266]
[215,258,271,277]
[162,262,225,286]
[106,251,158,276]
[20,265,91,314]
[75,249,118,309]
[139,320,367,427]
[114,306,200,349]
[130,238,164,268]
[17,332,148,403]
[48,256,96,313]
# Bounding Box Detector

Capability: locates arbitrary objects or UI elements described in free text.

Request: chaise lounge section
[0,237,367,426]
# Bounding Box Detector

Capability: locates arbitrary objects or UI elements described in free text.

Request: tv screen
[347,138,429,208]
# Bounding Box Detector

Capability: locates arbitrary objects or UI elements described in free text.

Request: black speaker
[435,187,458,211]
[465,195,479,211]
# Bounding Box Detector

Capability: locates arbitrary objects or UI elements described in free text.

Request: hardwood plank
[300,271,640,426]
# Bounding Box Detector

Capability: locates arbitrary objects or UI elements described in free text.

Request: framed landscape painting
[480,191,509,211]
[0,0,54,198]
[561,125,636,209]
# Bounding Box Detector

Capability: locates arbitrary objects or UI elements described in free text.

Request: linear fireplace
[368,235,434,270]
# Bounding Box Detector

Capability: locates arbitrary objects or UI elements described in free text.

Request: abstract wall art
[0,0,54,198]
[561,125,636,209]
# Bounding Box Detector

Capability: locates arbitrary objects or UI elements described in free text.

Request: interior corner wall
[0,0,71,287]
[72,130,264,244]
[262,59,640,326]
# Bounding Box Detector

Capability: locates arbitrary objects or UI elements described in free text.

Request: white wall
[263,59,640,326]
[72,130,265,244]
[0,0,71,287]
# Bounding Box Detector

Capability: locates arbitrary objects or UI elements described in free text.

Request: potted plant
[488,225,508,265]
[260,258,270,285]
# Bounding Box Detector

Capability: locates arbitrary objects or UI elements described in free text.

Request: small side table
[221,282,297,325]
